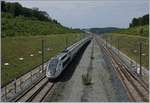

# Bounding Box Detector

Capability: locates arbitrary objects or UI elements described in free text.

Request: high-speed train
[46,36,91,80]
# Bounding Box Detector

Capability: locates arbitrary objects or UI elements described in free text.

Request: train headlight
[46,69,51,76]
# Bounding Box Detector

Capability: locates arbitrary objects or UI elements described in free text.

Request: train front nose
[46,59,58,77]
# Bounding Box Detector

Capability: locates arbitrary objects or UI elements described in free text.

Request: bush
[1,14,81,37]
[1,12,14,18]
[82,72,92,85]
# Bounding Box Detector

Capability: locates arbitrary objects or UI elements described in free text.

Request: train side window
[62,57,70,67]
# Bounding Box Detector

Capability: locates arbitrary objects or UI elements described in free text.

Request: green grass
[111,25,149,37]
[2,33,85,86]
[102,33,149,69]
[2,13,81,37]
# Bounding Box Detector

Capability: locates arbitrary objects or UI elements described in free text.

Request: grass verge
[2,33,85,85]
[102,33,148,69]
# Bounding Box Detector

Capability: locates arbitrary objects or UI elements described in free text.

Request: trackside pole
[117,39,119,56]
[5,86,7,101]
[42,40,44,72]
[139,42,142,76]
[106,39,107,48]
[14,79,17,93]
[66,36,68,48]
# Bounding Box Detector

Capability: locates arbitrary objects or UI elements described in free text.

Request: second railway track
[12,76,55,102]
[94,35,149,102]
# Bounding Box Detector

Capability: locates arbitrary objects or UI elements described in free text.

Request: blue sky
[9,0,149,28]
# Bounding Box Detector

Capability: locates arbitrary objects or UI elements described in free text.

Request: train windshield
[48,59,58,75]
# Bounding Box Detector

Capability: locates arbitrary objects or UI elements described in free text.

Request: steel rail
[94,35,148,102]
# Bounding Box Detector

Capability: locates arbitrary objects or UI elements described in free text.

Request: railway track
[7,36,91,102]
[11,76,55,102]
[109,43,149,88]
[94,35,149,102]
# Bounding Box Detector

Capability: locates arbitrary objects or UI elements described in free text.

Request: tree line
[1,1,60,24]
[129,14,149,28]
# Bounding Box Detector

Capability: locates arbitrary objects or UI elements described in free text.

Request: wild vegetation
[2,34,85,86]
[89,27,119,34]
[102,33,148,68]
[2,13,81,37]
[111,25,148,37]
[1,1,82,37]
[1,1,84,85]
[129,14,149,27]
[102,14,149,68]
[1,1,59,22]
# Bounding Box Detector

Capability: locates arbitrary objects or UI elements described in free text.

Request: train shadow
[53,40,91,82]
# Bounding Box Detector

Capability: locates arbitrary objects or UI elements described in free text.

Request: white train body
[46,36,91,80]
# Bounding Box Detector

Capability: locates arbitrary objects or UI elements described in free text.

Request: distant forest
[1,1,60,24]
[89,27,119,34]
[129,14,149,27]
[89,14,149,34]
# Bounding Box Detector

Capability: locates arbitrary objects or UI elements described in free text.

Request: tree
[13,3,22,16]
[142,14,149,25]
[129,14,149,28]
[139,27,144,34]
[132,18,139,27]
[32,7,39,11]
[129,23,132,28]
[1,1,6,12]
[1,1,60,23]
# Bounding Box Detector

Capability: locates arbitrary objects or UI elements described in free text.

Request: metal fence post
[135,43,138,73]
[20,78,22,90]
[5,86,7,101]
[30,71,32,83]
[106,39,107,48]
[109,36,112,45]
[42,40,44,72]
[65,36,68,48]
[139,42,142,76]
[14,79,17,93]
[117,39,119,56]
[39,68,41,77]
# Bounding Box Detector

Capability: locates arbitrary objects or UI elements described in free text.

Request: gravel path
[45,39,129,102]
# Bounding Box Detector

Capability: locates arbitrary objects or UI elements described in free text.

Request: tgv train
[46,36,91,80]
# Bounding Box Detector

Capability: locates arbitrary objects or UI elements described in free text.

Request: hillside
[2,13,80,37]
[89,27,119,34]
[102,24,149,68]
[101,14,149,68]
[111,25,148,37]
[1,1,83,85]
[2,34,84,86]
[1,1,82,37]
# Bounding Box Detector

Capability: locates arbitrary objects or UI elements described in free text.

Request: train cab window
[61,55,67,60]
[48,59,58,75]
[49,59,58,69]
